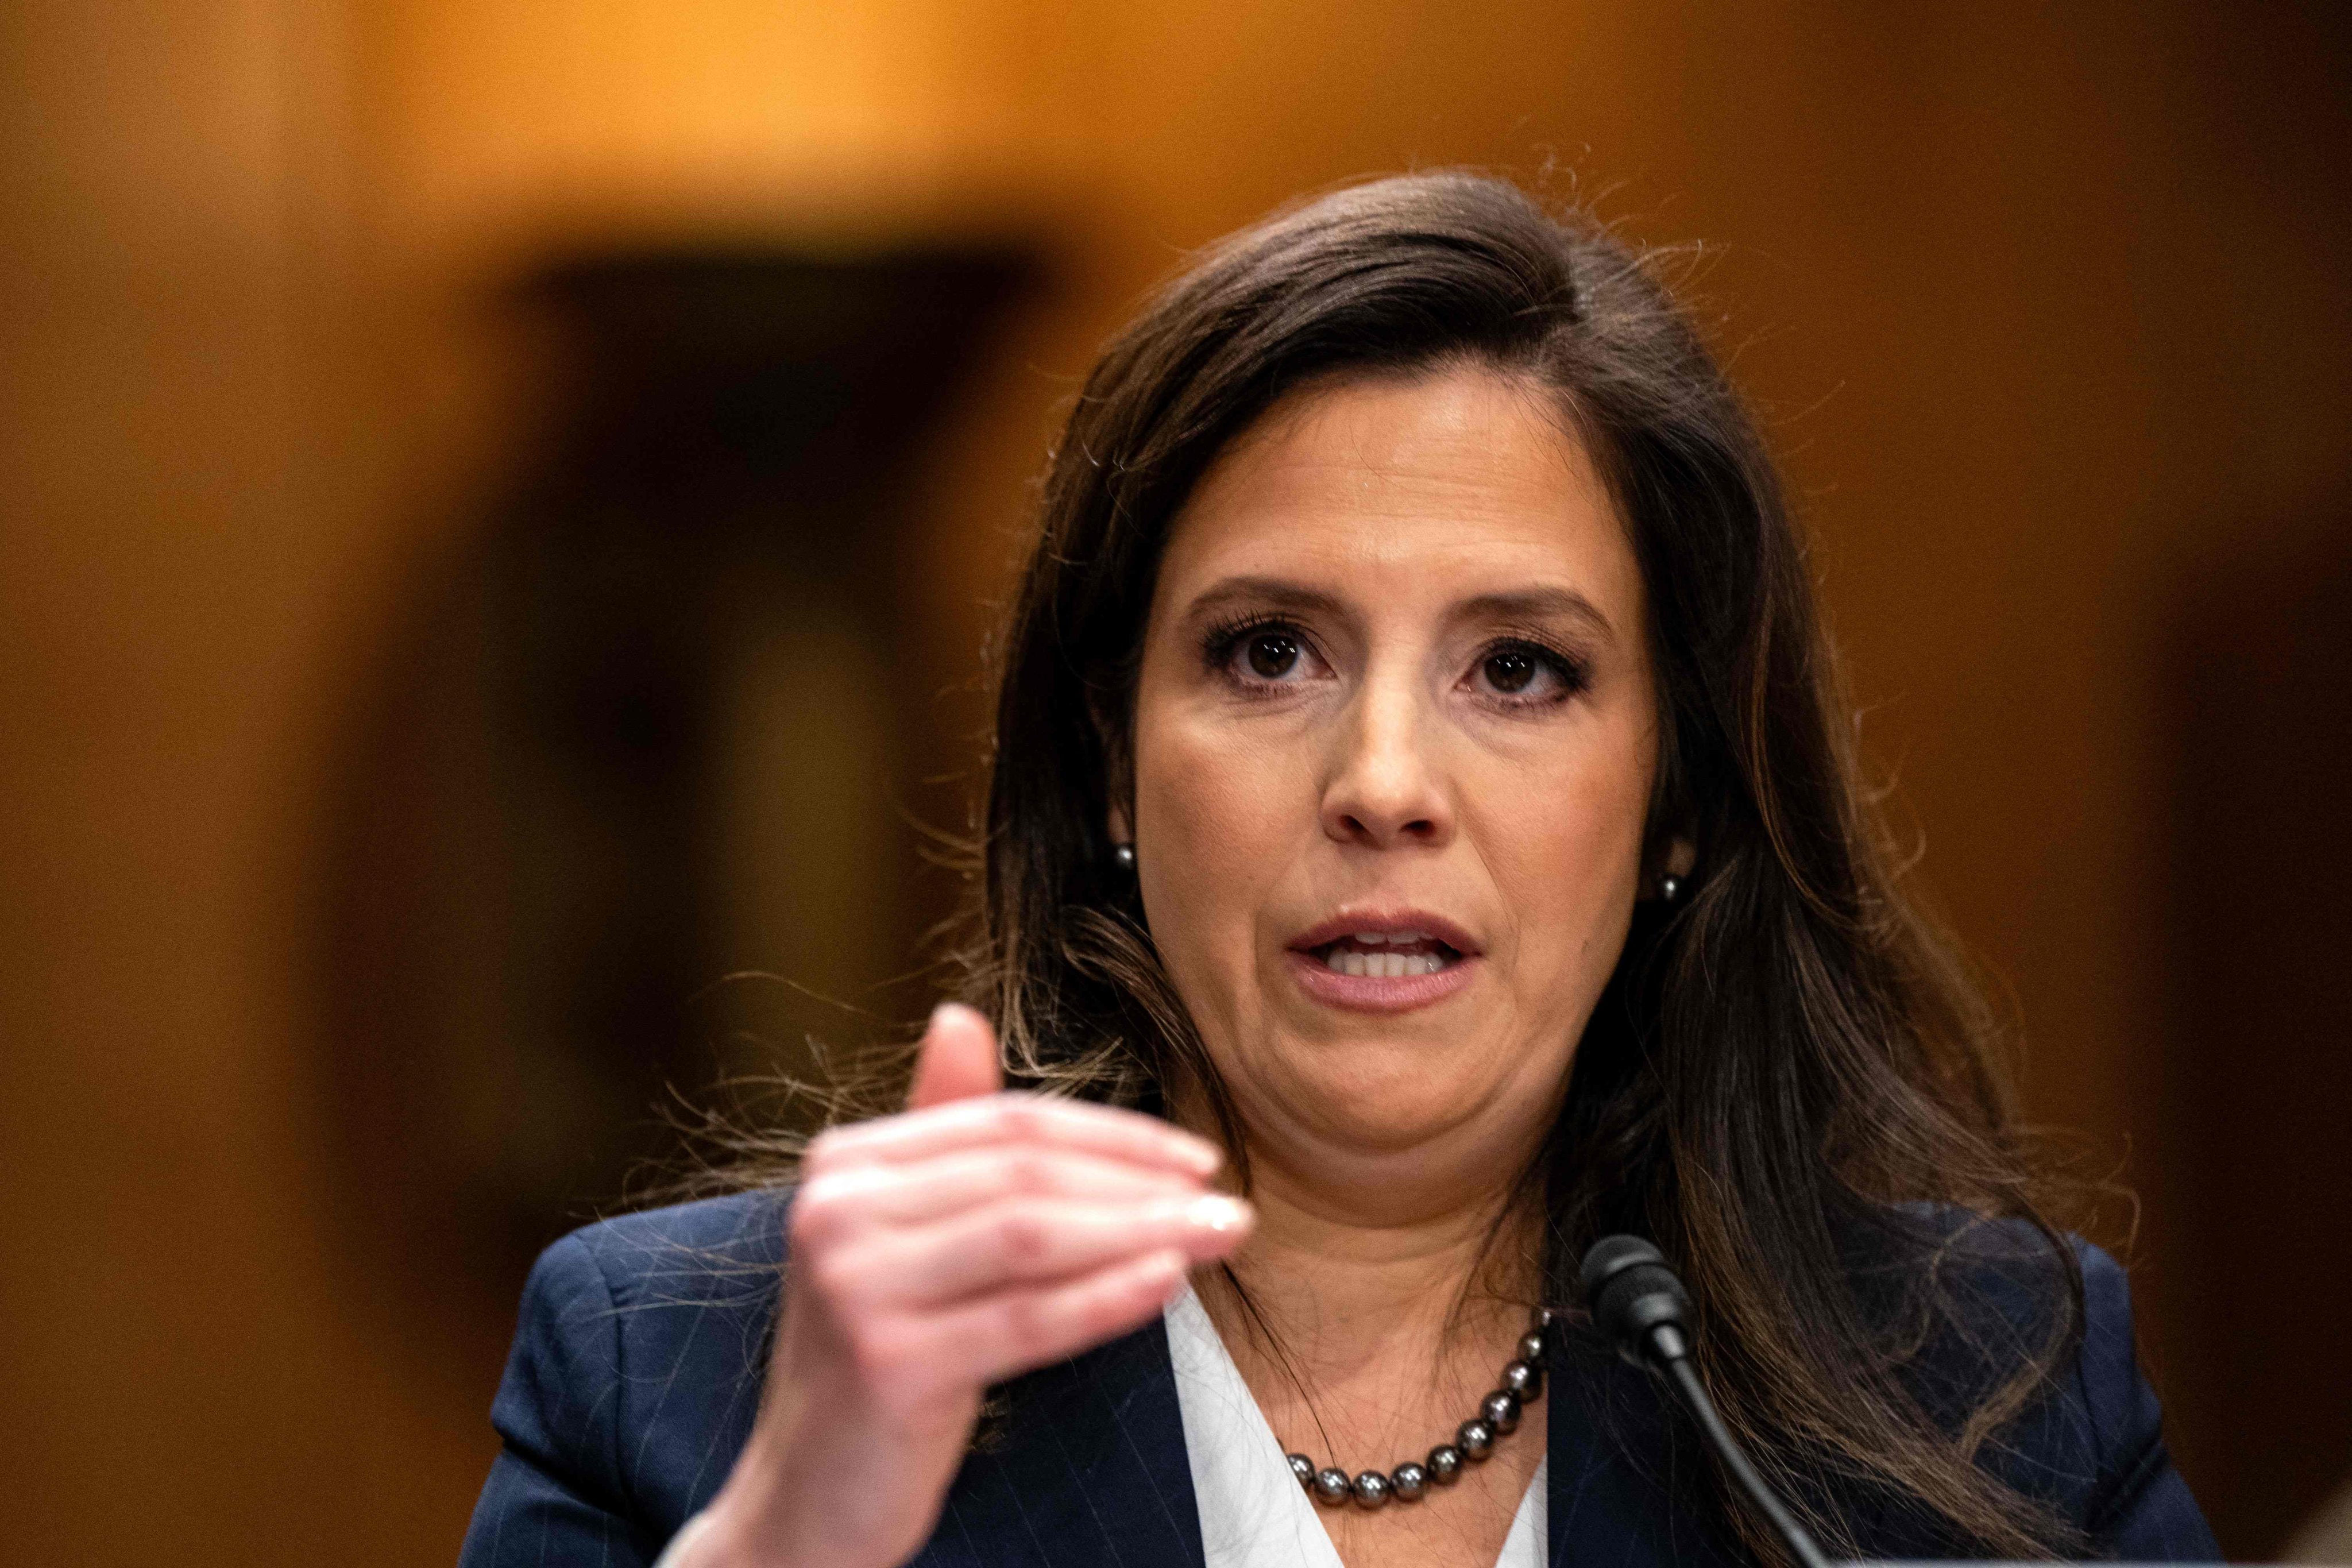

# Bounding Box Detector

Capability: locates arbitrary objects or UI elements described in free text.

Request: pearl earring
[1658,872,1683,902]
[1112,843,1137,872]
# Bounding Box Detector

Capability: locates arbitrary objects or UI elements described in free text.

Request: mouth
[1302,929,1464,977]
[1283,914,1481,1014]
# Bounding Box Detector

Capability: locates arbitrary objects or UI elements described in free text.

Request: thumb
[906,1002,1003,1111]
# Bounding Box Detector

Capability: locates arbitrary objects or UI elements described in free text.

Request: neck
[1165,1080,1557,1560]
[1236,1149,1536,1327]
[1173,1084,1548,1384]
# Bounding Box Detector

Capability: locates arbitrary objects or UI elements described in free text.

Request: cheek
[1481,733,1654,999]
[1131,716,1305,1013]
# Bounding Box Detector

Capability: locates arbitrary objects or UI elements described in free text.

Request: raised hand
[682,1003,1250,1568]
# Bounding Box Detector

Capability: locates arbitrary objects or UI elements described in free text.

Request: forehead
[1157,365,1640,617]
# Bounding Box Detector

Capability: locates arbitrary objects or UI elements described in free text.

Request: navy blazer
[456,1191,2217,1566]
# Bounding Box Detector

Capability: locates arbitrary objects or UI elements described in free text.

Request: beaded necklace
[1282,1309,1551,1511]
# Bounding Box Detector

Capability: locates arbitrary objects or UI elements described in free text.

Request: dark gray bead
[1426,1444,1463,1483]
[1352,1470,1392,1509]
[1457,1418,1496,1459]
[1502,1358,1544,1400]
[1288,1453,1316,1490]
[1390,1461,1428,1501]
[1517,1328,1547,1364]
[1536,1306,1555,1328]
[1482,1389,1522,1435]
[1313,1467,1351,1505]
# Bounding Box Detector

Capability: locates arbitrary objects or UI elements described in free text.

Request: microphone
[1579,1236,1832,1568]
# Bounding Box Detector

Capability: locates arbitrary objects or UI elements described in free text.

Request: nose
[1320,671,1455,851]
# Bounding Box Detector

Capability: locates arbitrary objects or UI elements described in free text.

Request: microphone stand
[1579,1236,1833,1568]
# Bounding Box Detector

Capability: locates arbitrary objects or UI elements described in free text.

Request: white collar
[1164,1281,1546,1568]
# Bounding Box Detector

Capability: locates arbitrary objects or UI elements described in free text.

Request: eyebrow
[1181,577,1347,623]
[1181,577,1619,643]
[1457,588,1619,643]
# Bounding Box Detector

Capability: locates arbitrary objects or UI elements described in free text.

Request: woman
[457,173,2216,1568]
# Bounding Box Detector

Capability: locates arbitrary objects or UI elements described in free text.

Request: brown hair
[953,171,2081,1559]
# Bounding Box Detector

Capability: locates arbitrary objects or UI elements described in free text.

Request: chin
[1265,1051,1506,1156]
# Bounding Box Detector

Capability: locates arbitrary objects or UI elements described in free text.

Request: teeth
[1353,930,1388,945]
[1324,949,1446,978]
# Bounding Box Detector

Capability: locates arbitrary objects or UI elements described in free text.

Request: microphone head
[1577,1234,1691,1365]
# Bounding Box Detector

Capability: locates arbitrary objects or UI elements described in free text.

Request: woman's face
[1127,364,1662,1198]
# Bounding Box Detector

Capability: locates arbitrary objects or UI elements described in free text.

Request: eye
[1482,647,1539,693]
[1203,616,1327,693]
[1466,639,1584,706]
[1246,631,1301,679]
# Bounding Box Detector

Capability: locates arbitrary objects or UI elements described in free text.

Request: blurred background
[5,2,2350,1562]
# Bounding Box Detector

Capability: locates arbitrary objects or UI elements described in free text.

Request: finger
[907,1003,1002,1111]
[810,1092,1222,1181]
[867,1249,1193,1409]
[793,1148,1206,1241]
[822,1193,1251,1311]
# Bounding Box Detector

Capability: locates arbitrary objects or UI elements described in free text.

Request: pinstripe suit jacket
[455,1191,2216,1567]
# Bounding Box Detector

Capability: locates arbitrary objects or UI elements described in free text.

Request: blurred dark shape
[323,248,1028,1368]
[2160,500,2352,1555]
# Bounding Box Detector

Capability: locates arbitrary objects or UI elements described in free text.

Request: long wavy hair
[920,171,2082,1561]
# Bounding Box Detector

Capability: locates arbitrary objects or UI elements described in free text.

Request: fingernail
[1172,1136,1223,1176]
[1184,1195,1250,1234]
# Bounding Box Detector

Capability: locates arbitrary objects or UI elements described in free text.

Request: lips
[1288,912,1483,957]
[1284,911,1482,1014]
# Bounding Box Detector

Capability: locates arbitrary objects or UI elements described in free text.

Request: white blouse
[1164,1283,1546,1568]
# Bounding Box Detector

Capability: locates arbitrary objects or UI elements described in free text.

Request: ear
[1640,830,1698,902]
[1092,688,1136,853]
[1664,836,1696,877]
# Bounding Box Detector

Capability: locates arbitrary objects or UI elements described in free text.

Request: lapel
[1544,1335,1741,1568]
[910,1314,1207,1568]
